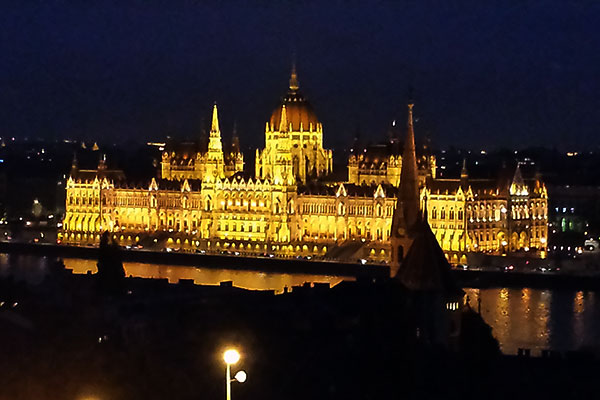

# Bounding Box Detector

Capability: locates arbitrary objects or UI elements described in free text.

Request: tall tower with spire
[390,102,422,275]
[204,104,225,182]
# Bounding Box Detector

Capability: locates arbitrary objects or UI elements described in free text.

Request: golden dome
[269,66,320,131]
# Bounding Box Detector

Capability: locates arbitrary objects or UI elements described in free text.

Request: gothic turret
[279,104,289,133]
[208,103,223,153]
[204,103,225,182]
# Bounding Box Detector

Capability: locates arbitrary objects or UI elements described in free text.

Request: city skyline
[1,1,599,151]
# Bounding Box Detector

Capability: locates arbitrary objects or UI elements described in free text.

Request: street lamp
[223,349,246,400]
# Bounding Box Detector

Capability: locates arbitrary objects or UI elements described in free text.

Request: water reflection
[0,254,350,294]
[5,254,600,354]
[466,288,600,355]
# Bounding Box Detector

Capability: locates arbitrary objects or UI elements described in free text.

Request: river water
[2,253,599,355]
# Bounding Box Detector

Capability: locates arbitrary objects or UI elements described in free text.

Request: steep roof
[297,182,397,197]
[72,169,126,182]
[395,218,463,297]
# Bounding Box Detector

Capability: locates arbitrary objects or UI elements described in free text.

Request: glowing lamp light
[234,370,247,383]
[224,349,240,365]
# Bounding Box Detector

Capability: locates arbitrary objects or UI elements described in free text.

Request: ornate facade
[425,162,548,264]
[60,67,548,264]
[255,66,333,185]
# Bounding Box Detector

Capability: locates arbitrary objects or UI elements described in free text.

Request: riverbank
[4,241,600,290]
[0,241,389,278]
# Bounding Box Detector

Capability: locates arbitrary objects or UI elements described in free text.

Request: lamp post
[223,349,246,400]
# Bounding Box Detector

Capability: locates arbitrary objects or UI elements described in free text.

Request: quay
[3,241,600,290]
[0,241,389,278]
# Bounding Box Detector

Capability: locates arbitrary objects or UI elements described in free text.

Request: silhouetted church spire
[390,102,422,274]
[398,102,420,230]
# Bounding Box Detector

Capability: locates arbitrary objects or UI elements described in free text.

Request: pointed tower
[204,103,225,182]
[398,102,421,229]
[208,103,223,153]
[273,105,294,185]
[390,102,422,275]
[460,158,469,187]
[279,104,289,133]
[289,62,299,92]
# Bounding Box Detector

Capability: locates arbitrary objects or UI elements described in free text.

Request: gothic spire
[289,63,299,91]
[398,102,420,230]
[207,103,224,155]
[279,105,288,132]
[210,103,220,136]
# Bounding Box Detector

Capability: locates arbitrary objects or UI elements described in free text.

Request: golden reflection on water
[465,288,550,355]
[574,291,585,314]
[5,253,600,354]
[63,258,351,294]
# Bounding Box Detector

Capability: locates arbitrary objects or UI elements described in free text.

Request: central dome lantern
[269,65,320,132]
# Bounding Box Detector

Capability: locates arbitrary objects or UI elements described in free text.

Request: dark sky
[1,1,599,152]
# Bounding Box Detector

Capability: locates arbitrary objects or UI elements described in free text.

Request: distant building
[425,162,548,263]
[0,165,6,219]
[60,66,548,264]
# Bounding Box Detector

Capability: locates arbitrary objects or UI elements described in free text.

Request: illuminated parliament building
[60,67,548,266]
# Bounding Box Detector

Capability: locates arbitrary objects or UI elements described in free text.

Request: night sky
[1,1,599,152]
